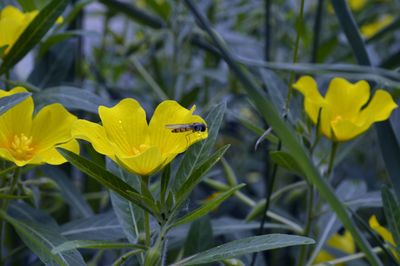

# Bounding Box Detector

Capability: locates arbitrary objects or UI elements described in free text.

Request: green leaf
[61,212,125,240]
[34,86,109,114]
[172,184,245,229]
[270,151,304,177]
[52,240,146,254]
[4,203,85,266]
[38,30,97,57]
[107,160,144,244]
[16,0,36,11]
[173,102,226,192]
[0,192,28,199]
[381,187,400,247]
[98,0,165,29]
[160,163,171,204]
[0,92,31,116]
[174,145,230,213]
[183,216,213,257]
[28,40,76,88]
[173,234,314,266]
[42,165,94,218]
[0,0,69,74]
[57,148,154,215]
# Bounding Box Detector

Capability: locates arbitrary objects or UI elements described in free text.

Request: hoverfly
[165,122,207,133]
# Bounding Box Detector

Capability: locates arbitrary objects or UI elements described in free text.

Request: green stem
[0,167,20,261]
[296,185,314,266]
[284,0,305,113]
[141,176,151,247]
[311,0,324,63]
[250,142,281,266]
[112,249,145,266]
[327,141,338,176]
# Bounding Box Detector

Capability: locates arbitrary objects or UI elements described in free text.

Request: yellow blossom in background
[0,87,79,166]
[361,15,394,38]
[293,76,397,142]
[0,5,63,55]
[348,0,367,11]
[72,99,208,176]
[315,230,355,266]
[369,215,400,261]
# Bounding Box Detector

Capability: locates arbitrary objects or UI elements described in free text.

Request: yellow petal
[117,146,163,176]
[319,105,335,140]
[369,215,400,261]
[0,6,25,22]
[0,17,22,52]
[30,139,80,165]
[361,15,394,38]
[99,98,149,156]
[360,90,398,123]
[369,215,395,246]
[72,119,116,159]
[148,100,208,155]
[0,87,33,144]
[325,78,370,120]
[330,118,364,141]
[327,231,356,254]
[314,250,336,264]
[0,147,30,166]
[349,0,367,12]
[292,76,324,124]
[31,103,77,152]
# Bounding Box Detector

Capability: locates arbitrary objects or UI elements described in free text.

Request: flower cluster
[0,87,208,176]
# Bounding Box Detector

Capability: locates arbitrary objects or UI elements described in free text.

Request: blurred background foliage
[1,0,400,265]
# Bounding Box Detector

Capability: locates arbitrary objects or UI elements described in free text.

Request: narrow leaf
[0,0,69,74]
[34,86,109,114]
[172,184,245,228]
[173,234,314,266]
[52,240,146,254]
[42,165,93,218]
[98,0,165,29]
[0,92,31,116]
[174,145,230,212]
[107,160,144,244]
[270,151,304,177]
[61,212,125,241]
[381,187,400,247]
[57,148,154,214]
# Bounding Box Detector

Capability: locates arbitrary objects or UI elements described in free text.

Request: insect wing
[165,124,190,130]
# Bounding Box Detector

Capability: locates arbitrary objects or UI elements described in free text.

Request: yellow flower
[348,0,367,11]
[0,5,63,55]
[369,215,400,261]
[72,99,208,176]
[0,87,79,166]
[293,76,397,142]
[315,230,355,266]
[361,15,394,38]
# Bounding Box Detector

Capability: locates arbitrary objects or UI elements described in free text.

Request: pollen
[9,133,35,160]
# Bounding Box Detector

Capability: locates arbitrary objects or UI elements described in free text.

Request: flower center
[9,133,35,160]
[132,144,149,156]
[331,115,343,125]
